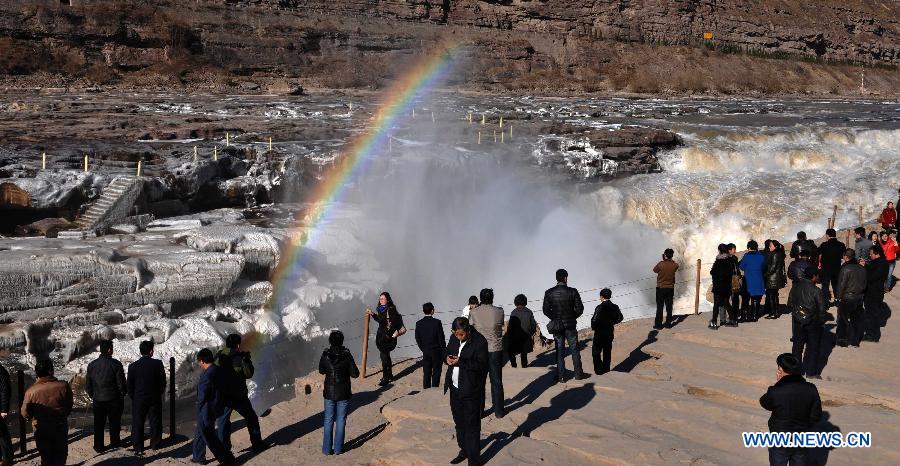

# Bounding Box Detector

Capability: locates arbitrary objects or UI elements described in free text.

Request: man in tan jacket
[653,248,680,329]
[468,288,506,418]
[22,359,73,466]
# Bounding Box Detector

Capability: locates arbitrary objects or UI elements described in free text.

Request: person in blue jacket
[739,240,767,322]
[192,348,235,465]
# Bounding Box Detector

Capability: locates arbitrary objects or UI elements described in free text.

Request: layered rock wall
[0,0,897,93]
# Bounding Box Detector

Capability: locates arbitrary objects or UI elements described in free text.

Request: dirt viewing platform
[12,255,899,465]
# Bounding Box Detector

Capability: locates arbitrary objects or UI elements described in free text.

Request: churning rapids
[1,94,898,413]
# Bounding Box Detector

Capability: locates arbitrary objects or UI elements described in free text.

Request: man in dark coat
[818,228,846,302]
[192,348,235,464]
[760,353,822,466]
[590,289,624,375]
[710,243,735,328]
[415,302,446,389]
[127,340,166,455]
[789,231,818,263]
[542,269,587,382]
[863,246,890,343]
[787,266,826,378]
[0,363,12,466]
[444,317,489,466]
[835,249,866,347]
[215,334,266,452]
[85,340,127,452]
[507,294,538,368]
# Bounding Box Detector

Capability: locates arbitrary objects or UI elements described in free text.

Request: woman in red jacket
[880,231,897,291]
[880,201,897,231]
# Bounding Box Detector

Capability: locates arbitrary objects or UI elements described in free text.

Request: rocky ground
[7,227,899,465]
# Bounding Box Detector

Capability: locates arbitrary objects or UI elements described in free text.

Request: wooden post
[41,152,46,170]
[136,160,142,177]
[84,154,88,172]
[846,229,852,247]
[17,369,26,454]
[193,146,198,162]
[169,357,176,438]
[694,258,702,315]
[361,312,370,378]
[213,146,218,161]
[225,132,230,146]
[831,205,838,229]
[499,116,503,128]
[858,206,864,226]
[269,137,273,152]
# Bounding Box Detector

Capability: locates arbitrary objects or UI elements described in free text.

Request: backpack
[216,351,252,400]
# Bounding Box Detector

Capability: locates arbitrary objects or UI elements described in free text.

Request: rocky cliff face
[0,0,897,94]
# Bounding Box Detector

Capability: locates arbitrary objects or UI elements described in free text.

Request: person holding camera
[652,248,679,329]
[214,333,267,453]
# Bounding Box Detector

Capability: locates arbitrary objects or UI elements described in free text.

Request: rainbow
[244,45,460,386]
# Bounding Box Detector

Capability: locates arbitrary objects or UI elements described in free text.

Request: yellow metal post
[41,152,46,170]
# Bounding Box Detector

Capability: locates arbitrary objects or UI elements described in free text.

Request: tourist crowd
[0,198,896,466]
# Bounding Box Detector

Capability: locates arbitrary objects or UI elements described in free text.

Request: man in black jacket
[760,353,822,466]
[0,363,12,466]
[444,317,489,466]
[590,289,623,375]
[818,228,846,302]
[215,334,266,453]
[789,231,818,263]
[787,266,826,379]
[864,246,890,343]
[85,340,127,452]
[542,269,587,382]
[415,302,446,389]
[127,340,166,456]
[835,249,866,347]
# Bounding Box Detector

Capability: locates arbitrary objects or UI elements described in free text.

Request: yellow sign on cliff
[703,32,713,40]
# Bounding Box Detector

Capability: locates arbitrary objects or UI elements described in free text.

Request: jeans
[322,399,349,455]
[0,417,14,462]
[836,297,863,345]
[791,321,823,376]
[131,399,162,452]
[217,395,263,449]
[379,349,393,381]
[553,329,583,380]
[421,349,443,389]
[92,399,123,449]
[450,387,482,466]
[655,287,674,327]
[769,447,808,465]
[34,421,68,466]
[592,337,612,375]
[887,261,896,289]
[487,351,505,416]
[192,414,232,463]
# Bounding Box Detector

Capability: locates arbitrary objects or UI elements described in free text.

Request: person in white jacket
[460,295,479,318]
